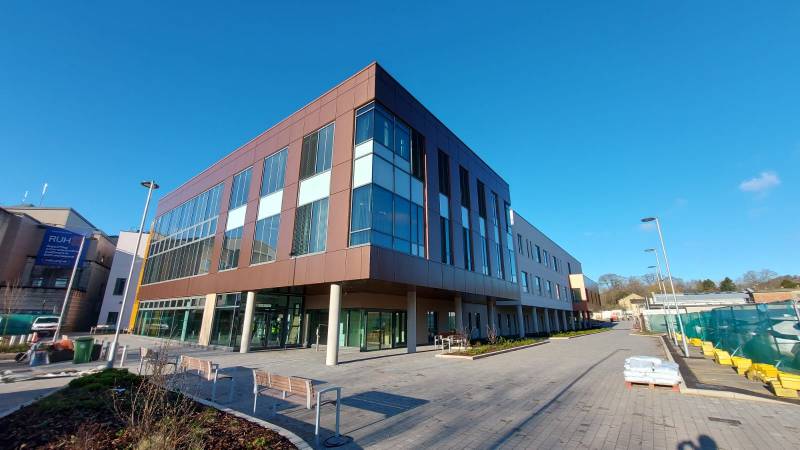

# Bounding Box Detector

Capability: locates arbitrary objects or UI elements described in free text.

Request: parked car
[30,316,60,335]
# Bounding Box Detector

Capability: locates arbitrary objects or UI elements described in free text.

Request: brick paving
[3,325,800,449]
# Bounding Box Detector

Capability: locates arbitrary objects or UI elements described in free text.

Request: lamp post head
[641,217,656,223]
[141,181,159,190]
[644,248,655,253]
[648,265,656,269]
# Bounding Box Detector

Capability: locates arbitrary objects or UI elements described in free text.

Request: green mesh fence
[645,301,800,373]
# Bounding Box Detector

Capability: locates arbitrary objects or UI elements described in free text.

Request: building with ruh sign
[131,63,593,363]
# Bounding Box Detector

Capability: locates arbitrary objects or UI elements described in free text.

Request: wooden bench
[178,355,234,402]
[137,347,178,375]
[252,369,342,439]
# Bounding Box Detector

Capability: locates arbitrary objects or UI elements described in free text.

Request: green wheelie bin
[73,336,95,364]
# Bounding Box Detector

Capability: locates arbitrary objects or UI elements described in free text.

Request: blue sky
[1,1,797,282]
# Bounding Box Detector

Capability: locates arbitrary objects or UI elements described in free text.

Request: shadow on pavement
[677,434,718,450]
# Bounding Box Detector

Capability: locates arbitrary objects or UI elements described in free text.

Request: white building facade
[97,231,148,329]
[496,211,584,335]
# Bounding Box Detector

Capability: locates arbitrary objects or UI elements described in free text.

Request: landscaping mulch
[0,369,296,450]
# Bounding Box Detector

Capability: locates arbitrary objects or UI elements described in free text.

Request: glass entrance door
[366,311,382,351]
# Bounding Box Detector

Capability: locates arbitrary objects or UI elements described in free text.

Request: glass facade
[292,198,329,255]
[350,184,424,255]
[476,181,490,276]
[143,183,223,284]
[504,202,517,283]
[133,297,205,342]
[252,149,287,264]
[459,166,473,271]
[489,192,504,279]
[350,102,426,257]
[251,214,280,264]
[219,168,252,270]
[300,123,334,180]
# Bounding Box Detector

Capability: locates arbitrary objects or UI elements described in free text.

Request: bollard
[120,345,128,367]
[99,341,109,360]
[19,335,26,344]
[9,336,17,346]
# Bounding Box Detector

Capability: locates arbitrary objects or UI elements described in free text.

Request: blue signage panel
[35,228,86,267]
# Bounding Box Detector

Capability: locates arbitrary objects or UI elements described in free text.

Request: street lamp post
[106,180,158,368]
[642,217,690,356]
[646,249,676,344]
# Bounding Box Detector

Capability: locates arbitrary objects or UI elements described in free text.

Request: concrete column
[561,310,567,331]
[544,309,551,333]
[516,304,525,338]
[407,288,417,353]
[532,307,540,333]
[326,283,342,366]
[198,293,217,346]
[488,298,497,333]
[569,311,576,331]
[239,291,256,353]
[454,295,463,332]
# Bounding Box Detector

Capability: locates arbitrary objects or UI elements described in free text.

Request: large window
[521,271,529,293]
[504,202,516,283]
[251,214,280,264]
[143,183,223,284]
[229,168,252,210]
[219,226,243,270]
[292,198,329,255]
[489,192,504,279]
[351,103,426,257]
[460,167,473,271]
[219,167,252,270]
[438,151,452,265]
[300,123,334,180]
[251,149,287,265]
[476,180,490,276]
[261,148,288,196]
[350,184,424,256]
[113,278,126,295]
[535,276,542,295]
[133,297,205,342]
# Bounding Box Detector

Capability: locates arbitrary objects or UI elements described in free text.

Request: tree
[699,279,717,292]
[719,277,737,291]
[1,281,24,336]
[780,279,799,289]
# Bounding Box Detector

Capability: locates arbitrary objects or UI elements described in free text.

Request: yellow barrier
[713,350,732,366]
[769,381,799,399]
[778,372,800,391]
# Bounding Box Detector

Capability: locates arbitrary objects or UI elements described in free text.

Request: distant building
[617,293,646,314]
[97,231,148,329]
[569,274,601,326]
[650,292,750,313]
[0,205,115,332]
[749,289,800,304]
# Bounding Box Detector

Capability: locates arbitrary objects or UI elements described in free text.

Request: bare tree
[1,280,24,336]
[113,343,203,450]
[486,325,498,345]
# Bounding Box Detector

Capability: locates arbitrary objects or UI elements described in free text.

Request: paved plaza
[3,323,800,449]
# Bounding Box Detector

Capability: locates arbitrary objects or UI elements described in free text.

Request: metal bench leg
[228,378,235,403]
[211,375,217,402]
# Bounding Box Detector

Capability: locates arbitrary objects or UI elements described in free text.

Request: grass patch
[450,337,546,356]
[0,343,30,353]
[550,328,610,338]
[0,368,296,450]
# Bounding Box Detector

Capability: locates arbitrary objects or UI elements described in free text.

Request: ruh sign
[35,227,88,267]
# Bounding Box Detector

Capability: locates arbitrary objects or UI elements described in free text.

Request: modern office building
[96,230,148,329]
[131,62,593,364]
[0,205,116,331]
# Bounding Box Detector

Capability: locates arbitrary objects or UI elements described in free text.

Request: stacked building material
[623,356,682,387]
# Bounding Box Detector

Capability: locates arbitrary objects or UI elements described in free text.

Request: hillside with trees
[596,269,799,309]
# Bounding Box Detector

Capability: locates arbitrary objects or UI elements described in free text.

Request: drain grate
[708,417,741,426]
